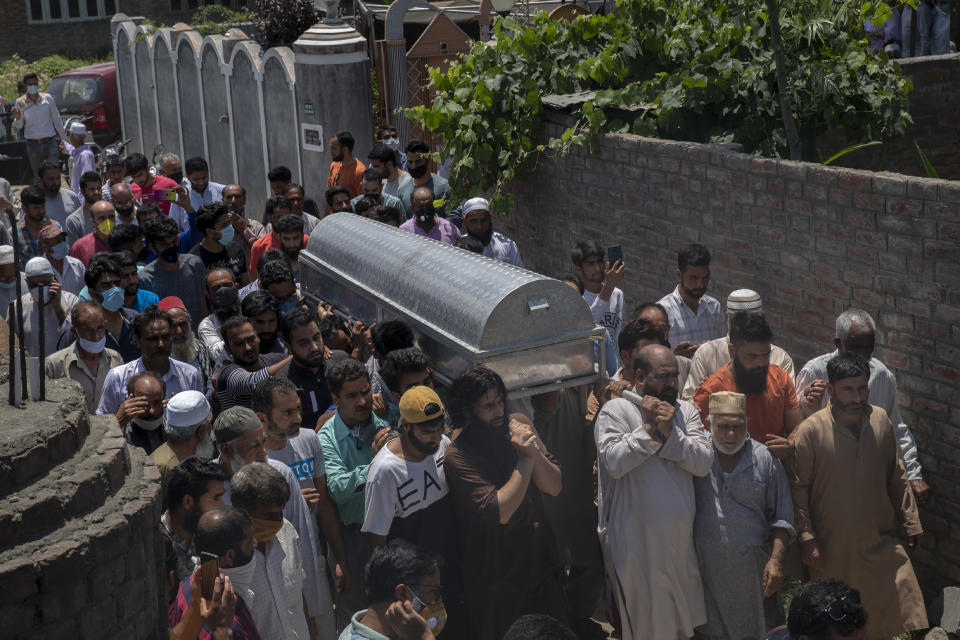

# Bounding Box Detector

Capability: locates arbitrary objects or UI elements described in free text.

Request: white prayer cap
[25,257,54,277]
[165,390,211,429]
[726,289,762,313]
[68,121,87,136]
[462,197,490,218]
[0,245,13,266]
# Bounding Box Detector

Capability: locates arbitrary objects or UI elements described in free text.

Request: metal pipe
[8,301,14,406]
[6,209,27,402]
[36,284,45,401]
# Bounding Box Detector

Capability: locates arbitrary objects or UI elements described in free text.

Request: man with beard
[248,212,308,281]
[198,268,239,365]
[215,315,292,410]
[460,197,523,266]
[241,290,284,354]
[317,358,391,630]
[283,183,322,235]
[693,391,794,640]
[139,215,207,331]
[657,243,725,358]
[159,457,229,598]
[13,186,52,261]
[213,406,330,628]
[69,200,115,266]
[367,142,411,200]
[110,183,139,227]
[278,307,349,430]
[444,366,566,640]
[274,213,306,280]
[791,353,927,639]
[595,344,713,640]
[96,305,203,415]
[152,390,214,488]
[398,139,452,221]
[160,296,212,392]
[64,171,102,246]
[572,240,625,347]
[398,186,460,244]
[632,302,692,384]
[257,377,348,639]
[325,186,353,215]
[189,202,249,284]
[116,371,168,453]
[37,160,81,229]
[794,308,928,503]
[169,156,226,244]
[350,169,403,213]
[223,183,266,266]
[693,312,801,460]
[116,250,159,311]
[363,386,467,640]
[327,131,366,203]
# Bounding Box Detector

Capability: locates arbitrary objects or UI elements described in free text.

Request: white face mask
[133,415,164,431]
[710,423,748,455]
[76,335,106,354]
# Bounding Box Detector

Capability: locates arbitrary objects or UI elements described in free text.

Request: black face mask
[169,171,183,184]
[116,206,134,218]
[470,227,494,246]
[409,164,428,179]
[733,356,769,395]
[160,245,180,264]
[415,206,435,226]
[137,246,150,262]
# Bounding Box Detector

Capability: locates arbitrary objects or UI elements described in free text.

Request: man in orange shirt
[693,312,801,461]
[326,131,366,199]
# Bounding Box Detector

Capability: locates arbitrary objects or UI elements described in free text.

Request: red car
[49,62,121,147]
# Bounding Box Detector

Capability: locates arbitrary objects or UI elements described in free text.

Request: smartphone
[153,188,178,202]
[607,244,623,265]
[199,551,219,600]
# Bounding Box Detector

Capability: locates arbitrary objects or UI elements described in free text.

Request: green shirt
[318,411,389,526]
[350,192,403,215]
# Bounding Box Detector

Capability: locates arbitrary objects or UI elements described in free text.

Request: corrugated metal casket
[299,213,604,396]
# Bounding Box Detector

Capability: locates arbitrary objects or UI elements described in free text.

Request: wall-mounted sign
[304,101,315,116]
[302,123,324,152]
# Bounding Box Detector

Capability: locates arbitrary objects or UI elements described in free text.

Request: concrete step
[0,415,130,552]
[0,378,91,499]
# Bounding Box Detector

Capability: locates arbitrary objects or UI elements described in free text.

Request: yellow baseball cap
[399,386,445,424]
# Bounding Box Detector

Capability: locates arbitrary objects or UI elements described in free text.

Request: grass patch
[0,52,114,104]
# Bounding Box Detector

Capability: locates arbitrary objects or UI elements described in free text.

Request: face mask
[252,517,283,543]
[27,85,39,95]
[133,414,164,431]
[415,206,435,226]
[409,588,447,636]
[218,223,236,246]
[280,299,297,315]
[50,241,69,260]
[169,171,183,185]
[711,423,748,455]
[160,246,179,264]
[221,550,256,581]
[31,286,51,303]
[76,334,106,354]
[409,164,428,180]
[97,218,116,237]
[115,206,134,218]
[382,137,400,150]
[0,280,16,289]
[100,286,124,312]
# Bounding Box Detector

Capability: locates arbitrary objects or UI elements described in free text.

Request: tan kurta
[791,404,927,638]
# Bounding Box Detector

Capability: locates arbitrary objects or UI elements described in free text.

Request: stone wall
[501,110,960,594]
[0,376,166,639]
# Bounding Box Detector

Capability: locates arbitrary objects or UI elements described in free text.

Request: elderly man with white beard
[692,392,794,640]
[213,406,332,637]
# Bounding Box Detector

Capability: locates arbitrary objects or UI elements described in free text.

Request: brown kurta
[444,423,569,640]
[791,404,927,638]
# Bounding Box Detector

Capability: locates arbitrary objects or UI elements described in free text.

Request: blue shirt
[95,357,203,415]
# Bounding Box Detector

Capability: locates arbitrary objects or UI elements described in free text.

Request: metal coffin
[299,213,603,396]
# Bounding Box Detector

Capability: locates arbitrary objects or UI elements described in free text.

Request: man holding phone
[571,240,626,347]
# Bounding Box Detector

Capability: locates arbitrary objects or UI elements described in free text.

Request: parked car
[49,62,121,148]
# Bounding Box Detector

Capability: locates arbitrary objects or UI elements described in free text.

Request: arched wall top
[229,40,264,75]
[261,47,297,86]
[385,0,440,40]
[176,30,203,57]
[114,20,138,45]
[153,27,174,51]
[200,35,229,67]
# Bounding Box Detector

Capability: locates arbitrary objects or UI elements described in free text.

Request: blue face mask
[0,279,16,289]
[280,299,297,315]
[100,286,125,312]
[218,223,235,246]
[50,241,68,261]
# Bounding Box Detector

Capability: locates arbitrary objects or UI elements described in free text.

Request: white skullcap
[25,256,54,277]
[462,197,490,218]
[165,390,211,428]
[0,245,13,266]
[727,289,762,312]
[68,121,87,136]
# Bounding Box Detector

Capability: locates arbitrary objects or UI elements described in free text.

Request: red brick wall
[501,110,960,593]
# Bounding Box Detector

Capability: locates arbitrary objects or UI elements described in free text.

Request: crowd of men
[0,116,933,640]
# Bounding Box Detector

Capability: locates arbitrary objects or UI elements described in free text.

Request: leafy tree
[408,0,913,210]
